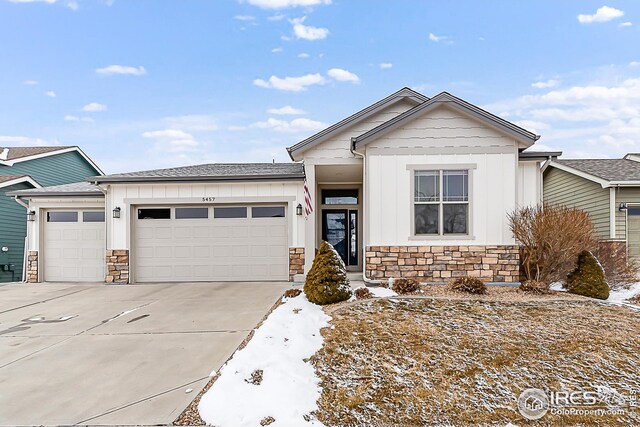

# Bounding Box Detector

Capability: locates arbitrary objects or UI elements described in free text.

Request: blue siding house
[0,146,103,282]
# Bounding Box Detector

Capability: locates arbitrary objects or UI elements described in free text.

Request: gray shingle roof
[92,163,305,183]
[556,159,640,182]
[8,181,103,197]
[0,146,73,160]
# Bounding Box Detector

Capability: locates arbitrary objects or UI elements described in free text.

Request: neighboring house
[11,88,552,284]
[0,146,103,282]
[543,154,640,262]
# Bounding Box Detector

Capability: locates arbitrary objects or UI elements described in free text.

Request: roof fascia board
[90,174,306,184]
[0,147,105,175]
[10,192,105,197]
[544,161,611,188]
[353,93,539,148]
[286,88,428,160]
[0,176,42,190]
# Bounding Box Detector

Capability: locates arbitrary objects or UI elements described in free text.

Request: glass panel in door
[322,210,348,265]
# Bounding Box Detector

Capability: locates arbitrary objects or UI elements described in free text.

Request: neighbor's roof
[91,163,305,183]
[0,146,73,161]
[8,181,103,197]
[0,175,28,184]
[554,159,640,182]
[0,175,41,190]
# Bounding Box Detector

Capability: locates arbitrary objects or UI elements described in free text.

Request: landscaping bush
[519,280,550,295]
[566,250,610,300]
[391,278,419,294]
[509,203,597,283]
[449,276,487,295]
[354,287,373,300]
[593,241,639,285]
[304,241,352,305]
[284,288,302,298]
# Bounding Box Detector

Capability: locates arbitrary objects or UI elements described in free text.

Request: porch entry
[320,189,359,267]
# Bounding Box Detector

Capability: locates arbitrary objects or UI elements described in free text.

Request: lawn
[311,291,640,426]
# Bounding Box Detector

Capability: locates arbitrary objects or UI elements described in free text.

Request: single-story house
[0,146,103,282]
[11,88,553,284]
[543,154,640,262]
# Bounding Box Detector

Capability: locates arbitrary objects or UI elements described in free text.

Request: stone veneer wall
[106,250,129,284]
[366,245,520,283]
[289,247,305,281]
[27,251,38,283]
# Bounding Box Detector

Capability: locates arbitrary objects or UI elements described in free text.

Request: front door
[321,209,358,266]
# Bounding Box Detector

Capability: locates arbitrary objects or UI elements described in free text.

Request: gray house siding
[0,182,33,282]
[0,151,99,187]
[615,188,640,239]
[543,167,611,239]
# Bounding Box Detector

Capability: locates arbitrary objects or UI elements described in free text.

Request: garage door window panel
[252,206,285,218]
[83,211,105,222]
[175,207,209,219]
[214,207,247,218]
[138,208,171,220]
[47,212,78,222]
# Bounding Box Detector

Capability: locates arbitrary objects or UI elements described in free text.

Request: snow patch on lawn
[369,286,397,298]
[198,294,329,426]
[608,282,640,306]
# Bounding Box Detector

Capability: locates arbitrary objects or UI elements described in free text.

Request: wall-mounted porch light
[27,211,36,222]
[296,203,303,216]
[113,207,121,219]
[619,203,628,212]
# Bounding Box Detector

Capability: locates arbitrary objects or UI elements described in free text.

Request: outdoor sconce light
[296,203,303,216]
[27,211,35,222]
[113,207,121,219]
[619,203,628,212]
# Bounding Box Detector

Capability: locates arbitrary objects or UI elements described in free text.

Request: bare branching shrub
[519,280,550,295]
[509,204,597,284]
[354,287,373,300]
[392,278,419,294]
[593,241,639,286]
[284,288,302,298]
[449,276,487,295]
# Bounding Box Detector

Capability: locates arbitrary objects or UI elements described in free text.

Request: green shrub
[304,241,352,305]
[566,251,610,300]
[449,276,487,295]
[392,278,419,294]
[519,280,550,295]
[354,287,373,300]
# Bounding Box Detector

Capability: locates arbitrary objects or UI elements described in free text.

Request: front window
[414,170,469,236]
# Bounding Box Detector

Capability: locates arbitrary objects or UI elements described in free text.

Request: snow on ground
[368,286,397,298]
[608,282,640,306]
[198,294,329,427]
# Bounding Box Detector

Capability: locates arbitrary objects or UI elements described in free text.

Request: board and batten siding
[543,167,611,238]
[0,182,34,282]
[0,151,100,187]
[107,181,305,250]
[364,104,524,246]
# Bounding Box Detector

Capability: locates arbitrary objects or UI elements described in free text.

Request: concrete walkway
[0,281,290,426]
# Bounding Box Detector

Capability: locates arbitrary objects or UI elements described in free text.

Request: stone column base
[106,250,129,284]
[27,251,38,283]
[289,248,305,281]
[366,245,520,283]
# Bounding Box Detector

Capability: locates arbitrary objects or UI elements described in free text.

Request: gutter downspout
[350,138,379,285]
[14,197,30,283]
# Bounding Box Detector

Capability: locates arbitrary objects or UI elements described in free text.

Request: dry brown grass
[312,296,640,426]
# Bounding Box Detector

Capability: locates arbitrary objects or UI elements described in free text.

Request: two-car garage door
[134,205,289,282]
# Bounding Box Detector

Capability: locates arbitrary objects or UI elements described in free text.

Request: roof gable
[0,146,104,175]
[545,159,640,186]
[0,175,41,190]
[286,87,428,160]
[352,92,539,149]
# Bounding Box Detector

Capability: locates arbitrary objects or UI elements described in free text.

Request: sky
[1,0,639,174]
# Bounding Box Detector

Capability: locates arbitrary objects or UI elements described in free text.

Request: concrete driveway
[0,281,290,426]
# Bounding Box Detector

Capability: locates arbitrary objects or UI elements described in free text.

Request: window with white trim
[414,170,469,236]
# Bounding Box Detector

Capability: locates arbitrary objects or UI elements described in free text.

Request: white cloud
[142,129,193,139]
[250,117,326,133]
[64,115,94,123]
[290,16,329,40]
[6,0,57,4]
[82,102,107,112]
[267,14,285,20]
[23,80,38,85]
[297,52,309,58]
[44,90,56,97]
[254,73,326,91]
[531,79,559,89]
[577,6,624,24]
[245,0,331,9]
[0,135,56,146]
[234,15,256,21]
[630,61,640,67]
[271,47,284,53]
[96,65,147,76]
[327,68,359,83]
[163,114,218,131]
[619,21,633,27]
[428,32,451,43]
[267,105,305,115]
[379,62,393,69]
[512,120,550,133]
[142,129,200,153]
[66,0,77,10]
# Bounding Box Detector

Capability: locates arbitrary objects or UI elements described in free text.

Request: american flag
[303,179,313,217]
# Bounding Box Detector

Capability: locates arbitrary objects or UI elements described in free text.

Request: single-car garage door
[43,210,106,282]
[134,205,288,282]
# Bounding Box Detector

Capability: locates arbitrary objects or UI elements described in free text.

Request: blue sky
[1,0,639,173]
